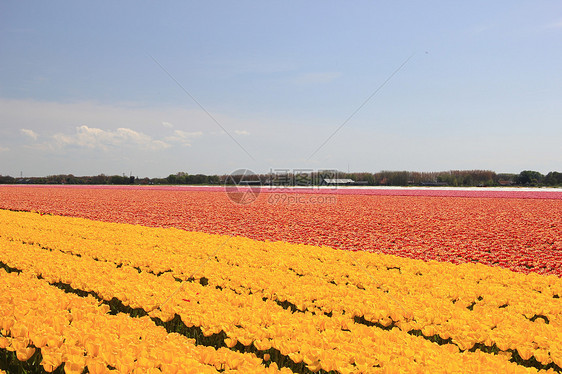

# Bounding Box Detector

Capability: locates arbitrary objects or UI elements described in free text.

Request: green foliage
[2,170,561,187]
[544,171,562,186]
[165,172,221,185]
[0,175,15,184]
[515,170,544,186]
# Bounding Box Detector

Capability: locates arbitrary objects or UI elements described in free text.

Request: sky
[1,1,561,177]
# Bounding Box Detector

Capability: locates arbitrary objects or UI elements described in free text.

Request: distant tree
[515,170,544,186]
[544,171,562,186]
[166,174,178,184]
[65,174,78,184]
[351,172,375,185]
[364,173,375,186]
[391,171,409,186]
[91,174,108,184]
[190,174,208,184]
[208,175,220,184]
[0,175,15,184]
[462,175,473,186]
[437,173,458,186]
[497,173,517,185]
[109,175,128,184]
[374,171,409,186]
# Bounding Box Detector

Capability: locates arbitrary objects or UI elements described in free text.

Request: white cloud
[234,130,250,136]
[53,125,170,151]
[164,130,203,146]
[2,97,557,177]
[21,128,38,140]
[162,121,174,128]
[175,130,203,138]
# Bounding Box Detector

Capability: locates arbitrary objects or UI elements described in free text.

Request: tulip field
[1,186,561,373]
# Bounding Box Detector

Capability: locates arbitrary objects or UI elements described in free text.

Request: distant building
[322,178,355,185]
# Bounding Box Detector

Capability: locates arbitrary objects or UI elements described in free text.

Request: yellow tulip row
[0,211,555,373]
[4,210,562,324]
[1,209,561,369]
[0,239,545,374]
[0,268,291,374]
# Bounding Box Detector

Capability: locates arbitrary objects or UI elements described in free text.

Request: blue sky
[1,1,561,177]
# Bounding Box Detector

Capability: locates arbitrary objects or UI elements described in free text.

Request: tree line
[1,170,561,187]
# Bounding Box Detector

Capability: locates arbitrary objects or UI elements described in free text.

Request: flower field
[1,186,561,373]
[0,186,561,275]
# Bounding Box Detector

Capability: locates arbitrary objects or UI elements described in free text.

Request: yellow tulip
[16,346,36,361]
[224,337,237,348]
[306,360,322,372]
[41,350,63,372]
[534,348,551,365]
[1,317,15,332]
[85,357,111,374]
[31,333,49,348]
[288,352,303,364]
[0,336,9,349]
[254,339,272,351]
[516,345,533,361]
[160,363,179,374]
